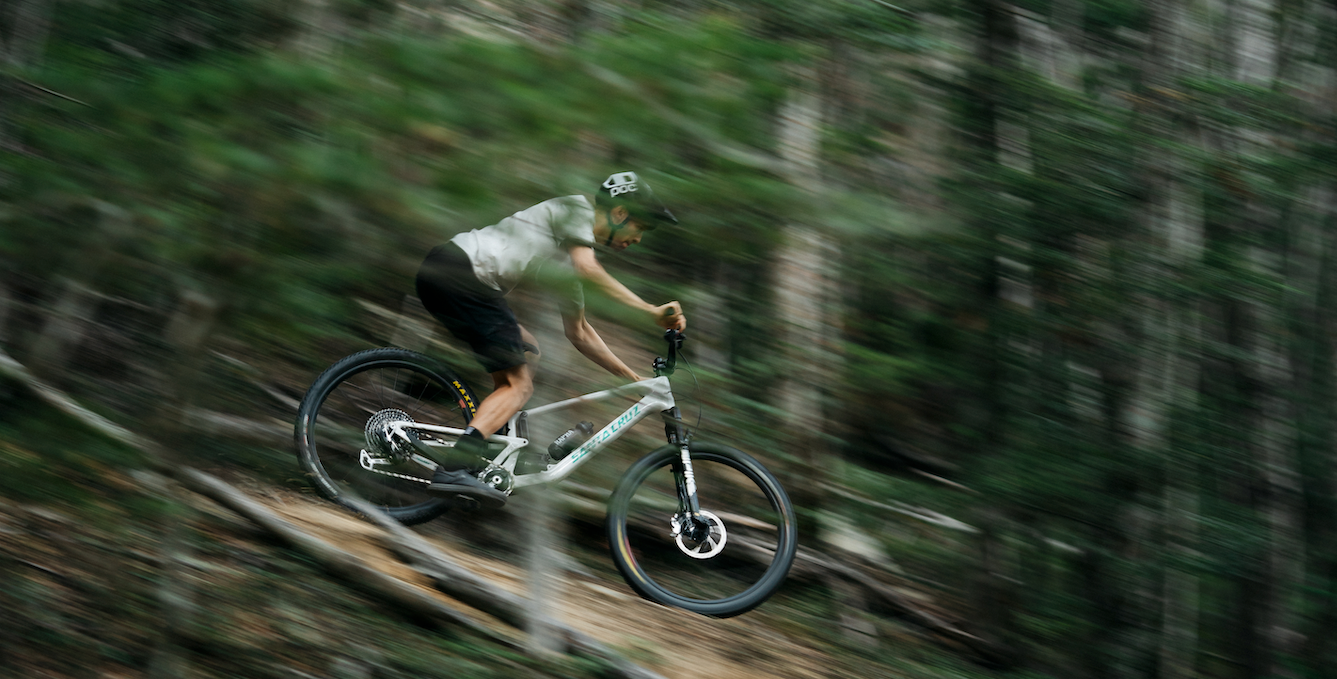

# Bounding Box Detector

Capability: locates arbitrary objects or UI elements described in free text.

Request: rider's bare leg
[468,324,539,437]
[426,328,537,506]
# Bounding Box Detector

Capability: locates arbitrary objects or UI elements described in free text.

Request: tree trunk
[27,200,130,378]
[142,287,220,679]
[28,277,99,379]
[292,0,340,59]
[1311,182,1337,679]
[1282,6,1337,675]
[3,0,53,69]
[956,0,1028,659]
[524,484,562,657]
[1155,242,1204,679]
[1153,118,1206,679]
[0,0,53,157]
[1234,0,1305,672]
[772,66,840,528]
[0,283,12,346]
[1118,0,1208,674]
[507,290,577,657]
[691,263,731,375]
[1246,229,1305,679]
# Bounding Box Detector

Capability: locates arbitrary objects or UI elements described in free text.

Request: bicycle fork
[663,407,706,539]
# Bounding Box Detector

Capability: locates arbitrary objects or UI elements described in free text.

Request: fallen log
[343,496,529,627]
[0,349,149,452]
[344,496,668,679]
[175,468,514,642]
[185,408,292,443]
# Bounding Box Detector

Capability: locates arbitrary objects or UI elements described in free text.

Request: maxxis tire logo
[602,172,639,198]
[451,381,476,414]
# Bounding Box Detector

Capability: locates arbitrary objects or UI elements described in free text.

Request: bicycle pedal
[451,495,481,512]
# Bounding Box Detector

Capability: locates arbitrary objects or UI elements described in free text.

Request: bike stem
[652,328,683,377]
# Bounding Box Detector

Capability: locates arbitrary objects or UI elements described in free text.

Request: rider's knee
[522,341,541,364]
[516,373,535,401]
[495,364,534,397]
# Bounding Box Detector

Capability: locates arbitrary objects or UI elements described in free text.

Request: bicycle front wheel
[294,347,478,525]
[606,442,798,618]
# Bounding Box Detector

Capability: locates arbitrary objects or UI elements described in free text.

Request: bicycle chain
[360,450,431,485]
[362,457,511,495]
[367,465,431,485]
[359,452,503,490]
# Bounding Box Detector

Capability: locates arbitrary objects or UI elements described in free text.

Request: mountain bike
[293,330,797,618]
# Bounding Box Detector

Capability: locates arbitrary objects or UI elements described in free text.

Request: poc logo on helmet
[602,172,639,198]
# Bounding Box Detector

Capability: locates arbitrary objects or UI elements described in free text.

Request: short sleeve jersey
[450,195,596,306]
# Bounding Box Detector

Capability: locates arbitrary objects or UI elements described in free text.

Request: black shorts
[416,242,528,374]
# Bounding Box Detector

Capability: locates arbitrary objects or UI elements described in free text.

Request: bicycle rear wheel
[294,347,478,525]
[606,442,798,617]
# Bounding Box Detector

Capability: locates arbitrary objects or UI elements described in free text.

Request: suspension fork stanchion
[664,406,703,525]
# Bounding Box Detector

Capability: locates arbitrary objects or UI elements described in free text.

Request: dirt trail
[245,486,845,679]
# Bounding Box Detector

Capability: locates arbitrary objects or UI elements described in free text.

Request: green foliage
[4,7,823,359]
[47,0,299,67]
[1081,0,1150,36]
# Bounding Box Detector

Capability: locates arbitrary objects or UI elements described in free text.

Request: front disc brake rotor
[674,510,727,560]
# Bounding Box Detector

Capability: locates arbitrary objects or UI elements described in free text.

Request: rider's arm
[561,306,642,381]
[569,246,686,331]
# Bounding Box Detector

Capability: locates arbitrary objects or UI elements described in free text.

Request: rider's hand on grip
[653,301,686,332]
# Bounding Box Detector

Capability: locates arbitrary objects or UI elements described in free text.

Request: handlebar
[653,329,684,377]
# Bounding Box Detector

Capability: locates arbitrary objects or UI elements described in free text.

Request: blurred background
[2,0,1335,677]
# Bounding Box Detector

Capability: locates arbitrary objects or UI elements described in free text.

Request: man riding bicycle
[415,171,686,508]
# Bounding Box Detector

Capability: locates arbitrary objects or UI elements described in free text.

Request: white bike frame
[387,375,677,491]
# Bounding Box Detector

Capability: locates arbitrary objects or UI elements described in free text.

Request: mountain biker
[414,171,686,509]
